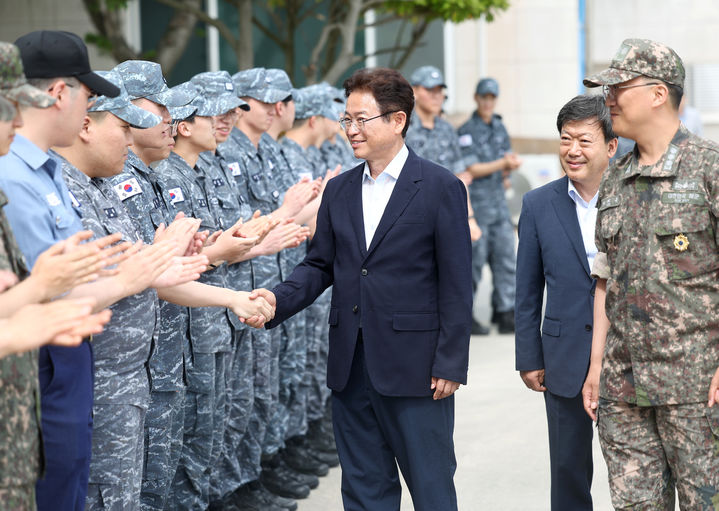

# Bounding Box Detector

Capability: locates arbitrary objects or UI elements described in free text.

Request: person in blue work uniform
[457,77,522,335]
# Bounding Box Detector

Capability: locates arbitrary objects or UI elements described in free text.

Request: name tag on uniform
[104,207,118,219]
[458,134,473,147]
[228,162,241,176]
[46,192,61,207]
[113,177,143,201]
[251,173,261,182]
[153,197,162,209]
[212,178,224,188]
[198,198,207,208]
[68,191,80,208]
[168,187,185,205]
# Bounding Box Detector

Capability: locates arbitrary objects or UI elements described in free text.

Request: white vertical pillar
[443,21,456,114]
[477,16,487,79]
[124,0,142,53]
[207,0,220,71]
[365,9,377,68]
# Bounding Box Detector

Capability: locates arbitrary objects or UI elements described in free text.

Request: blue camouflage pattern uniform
[458,102,516,315]
[187,71,257,504]
[220,66,285,484]
[58,70,163,511]
[106,61,196,511]
[259,128,310,446]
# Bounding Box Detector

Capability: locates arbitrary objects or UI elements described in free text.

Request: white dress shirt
[362,145,409,249]
[567,179,599,271]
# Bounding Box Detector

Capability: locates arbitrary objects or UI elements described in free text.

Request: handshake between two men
[241,288,277,329]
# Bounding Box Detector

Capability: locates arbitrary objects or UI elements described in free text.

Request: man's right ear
[78,116,92,143]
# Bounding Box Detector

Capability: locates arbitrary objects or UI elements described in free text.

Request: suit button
[352,305,359,313]
[361,269,368,276]
[585,324,592,332]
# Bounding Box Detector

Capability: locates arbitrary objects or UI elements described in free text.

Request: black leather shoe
[283,443,330,476]
[497,310,515,334]
[226,483,286,511]
[471,318,490,335]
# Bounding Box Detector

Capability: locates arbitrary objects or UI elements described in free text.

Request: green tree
[83,0,509,83]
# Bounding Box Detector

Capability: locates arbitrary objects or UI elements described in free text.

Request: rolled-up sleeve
[591,251,610,280]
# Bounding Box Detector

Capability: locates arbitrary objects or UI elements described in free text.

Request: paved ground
[297,327,613,511]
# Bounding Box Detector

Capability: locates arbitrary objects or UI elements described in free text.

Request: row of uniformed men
[0,30,360,511]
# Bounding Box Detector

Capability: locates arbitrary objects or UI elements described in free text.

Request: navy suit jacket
[267,148,473,397]
[515,176,596,398]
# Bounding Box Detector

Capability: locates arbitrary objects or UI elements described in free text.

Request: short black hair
[664,81,683,110]
[556,94,616,142]
[343,68,414,138]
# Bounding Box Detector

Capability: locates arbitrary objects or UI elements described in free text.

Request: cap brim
[253,89,288,104]
[112,104,162,129]
[148,86,195,108]
[238,98,250,111]
[583,68,641,87]
[4,83,56,109]
[77,71,120,98]
[169,104,198,121]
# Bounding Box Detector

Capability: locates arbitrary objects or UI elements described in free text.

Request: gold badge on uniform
[674,233,689,251]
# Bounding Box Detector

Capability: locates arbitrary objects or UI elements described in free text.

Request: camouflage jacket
[61,157,156,407]
[405,113,465,174]
[0,188,40,487]
[457,111,510,204]
[594,125,719,405]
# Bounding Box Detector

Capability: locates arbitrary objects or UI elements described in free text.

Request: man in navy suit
[250,68,472,511]
[514,95,617,511]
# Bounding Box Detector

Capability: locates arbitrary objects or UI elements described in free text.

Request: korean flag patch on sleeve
[458,134,473,147]
[113,177,143,201]
[228,162,242,176]
[168,187,185,205]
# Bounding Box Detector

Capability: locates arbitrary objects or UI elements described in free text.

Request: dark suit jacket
[515,176,596,398]
[267,148,473,396]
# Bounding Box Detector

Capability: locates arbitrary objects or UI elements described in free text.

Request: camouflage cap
[294,84,337,120]
[0,41,55,114]
[475,78,499,96]
[265,68,293,100]
[233,67,288,104]
[114,60,194,107]
[316,82,345,119]
[410,65,446,89]
[88,70,161,129]
[583,38,685,88]
[191,71,249,112]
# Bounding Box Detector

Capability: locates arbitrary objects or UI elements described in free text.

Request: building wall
[446,0,579,144]
[0,0,119,71]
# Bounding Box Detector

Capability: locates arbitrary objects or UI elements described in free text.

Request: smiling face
[213,108,238,144]
[603,76,659,139]
[559,118,617,189]
[343,90,405,165]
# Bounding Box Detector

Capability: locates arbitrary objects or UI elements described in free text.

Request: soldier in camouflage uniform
[405,66,482,245]
[457,77,521,334]
[278,85,342,475]
[582,39,719,510]
[53,70,174,510]
[318,85,361,173]
[219,67,319,508]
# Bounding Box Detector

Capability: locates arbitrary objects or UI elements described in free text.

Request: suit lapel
[365,150,421,258]
[346,166,368,258]
[551,177,591,277]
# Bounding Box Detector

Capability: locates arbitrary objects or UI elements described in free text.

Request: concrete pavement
[297,328,613,511]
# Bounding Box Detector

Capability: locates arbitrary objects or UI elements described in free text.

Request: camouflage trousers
[86,403,146,510]
[304,290,332,423]
[598,399,719,510]
[209,328,254,502]
[140,389,185,511]
[237,328,274,485]
[265,311,307,449]
[168,351,229,511]
[0,484,35,511]
[471,200,516,313]
[261,327,282,455]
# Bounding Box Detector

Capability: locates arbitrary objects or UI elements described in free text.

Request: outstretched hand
[242,288,277,328]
